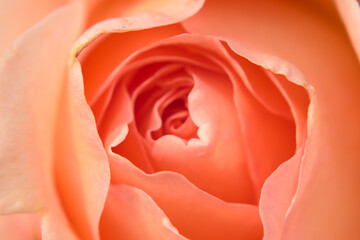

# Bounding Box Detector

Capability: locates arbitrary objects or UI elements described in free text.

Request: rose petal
[109,153,263,240]
[151,66,254,203]
[184,0,360,238]
[228,52,293,121]
[266,72,311,149]
[0,3,83,239]
[99,184,186,240]
[259,146,304,240]
[78,24,186,105]
[55,60,110,239]
[334,0,360,62]
[0,0,72,55]
[73,0,205,77]
[85,0,205,27]
[73,0,203,108]
[0,212,42,239]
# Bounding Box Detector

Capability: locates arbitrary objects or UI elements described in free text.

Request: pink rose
[0,0,359,239]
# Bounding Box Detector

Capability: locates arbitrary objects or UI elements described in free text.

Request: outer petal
[54,60,110,239]
[79,24,186,105]
[72,0,204,57]
[109,154,263,240]
[0,0,73,55]
[85,0,205,27]
[0,3,98,239]
[100,184,186,240]
[259,147,304,240]
[74,0,204,105]
[0,212,42,239]
[69,3,205,239]
[184,0,360,239]
[334,0,360,62]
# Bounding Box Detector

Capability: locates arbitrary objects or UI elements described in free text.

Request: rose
[3,0,358,238]
[78,28,312,240]
[0,1,359,240]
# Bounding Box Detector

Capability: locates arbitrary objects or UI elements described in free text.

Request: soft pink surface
[54,59,110,240]
[2,0,357,239]
[184,0,360,239]
[85,0,205,27]
[100,184,186,239]
[334,0,360,62]
[0,3,85,239]
[108,154,262,240]
[0,0,73,55]
[79,24,186,108]
[0,213,42,239]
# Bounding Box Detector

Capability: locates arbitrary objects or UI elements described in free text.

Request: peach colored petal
[79,25,186,106]
[113,123,155,173]
[54,60,110,240]
[300,0,339,20]
[184,0,360,238]
[109,153,263,240]
[265,72,311,149]
[72,0,204,61]
[0,3,87,239]
[334,0,360,62]
[228,52,293,121]
[100,184,186,240]
[0,212,42,239]
[151,66,254,203]
[259,146,304,240]
[85,0,205,27]
[259,66,313,240]
[0,0,74,55]
[231,76,297,198]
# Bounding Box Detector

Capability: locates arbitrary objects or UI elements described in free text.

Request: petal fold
[183,0,360,238]
[86,0,205,27]
[0,3,99,239]
[0,212,42,239]
[100,184,186,240]
[334,0,360,62]
[0,0,73,54]
[109,153,263,240]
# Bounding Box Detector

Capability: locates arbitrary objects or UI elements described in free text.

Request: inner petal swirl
[86,33,310,205]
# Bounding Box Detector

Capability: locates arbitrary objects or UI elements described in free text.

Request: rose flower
[0,0,359,240]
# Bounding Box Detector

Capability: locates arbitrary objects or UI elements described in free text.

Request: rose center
[126,63,200,144]
[151,93,198,142]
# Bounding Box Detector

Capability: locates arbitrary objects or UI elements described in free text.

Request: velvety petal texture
[0,3,84,239]
[85,0,205,27]
[334,0,360,61]
[78,24,186,107]
[71,0,204,58]
[0,213,42,239]
[54,59,110,240]
[3,0,355,239]
[0,0,73,55]
[100,184,185,240]
[183,0,360,239]
[108,156,262,240]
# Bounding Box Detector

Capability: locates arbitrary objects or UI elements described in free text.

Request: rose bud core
[77,30,310,239]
